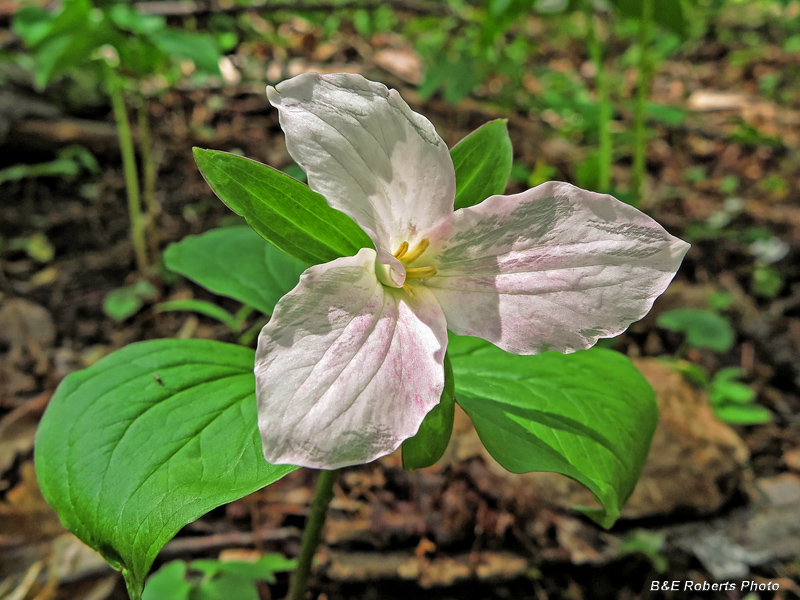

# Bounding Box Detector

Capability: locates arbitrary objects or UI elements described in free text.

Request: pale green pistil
[391,238,437,296]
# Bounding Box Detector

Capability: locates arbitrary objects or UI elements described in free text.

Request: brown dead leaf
[326,550,528,587]
[373,47,423,85]
[0,298,56,351]
[0,392,50,473]
[0,462,65,546]
[784,448,800,472]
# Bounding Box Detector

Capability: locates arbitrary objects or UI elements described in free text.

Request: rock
[673,474,800,579]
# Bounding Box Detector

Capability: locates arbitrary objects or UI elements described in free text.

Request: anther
[405,266,437,279]
[393,241,409,260]
[400,238,429,265]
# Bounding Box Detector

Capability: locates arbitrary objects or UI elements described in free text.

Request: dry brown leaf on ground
[0,393,50,475]
[325,550,529,587]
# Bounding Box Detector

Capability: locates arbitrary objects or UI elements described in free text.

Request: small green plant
[143,555,295,600]
[0,145,99,185]
[709,367,771,425]
[617,529,668,573]
[6,232,56,264]
[657,307,735,353]
[14,0,221,278]
[669,361,771,426]
[103,280,158,321]
[748,235,788,298]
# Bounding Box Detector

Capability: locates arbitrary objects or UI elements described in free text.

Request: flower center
[393,238,437,295]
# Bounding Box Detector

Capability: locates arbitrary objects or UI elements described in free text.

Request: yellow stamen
[400,238,429,265]
[405,266,437,279]
[393,241,409,260]
[402,282,415,296]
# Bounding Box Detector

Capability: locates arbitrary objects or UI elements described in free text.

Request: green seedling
[143,555,296,600]
[14,0,222,278]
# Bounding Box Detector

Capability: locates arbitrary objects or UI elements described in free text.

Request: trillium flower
[255,73,689,470]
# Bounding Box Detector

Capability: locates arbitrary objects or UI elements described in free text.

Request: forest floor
[1,6,800,600]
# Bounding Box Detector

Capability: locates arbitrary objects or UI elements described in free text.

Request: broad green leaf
[402,353,455,470]
[448,335,658,528]
[35,340,296,597]
[451,119,513,210]
[657,308,735,352]
[193,149,372,266]
[164,226,307,316]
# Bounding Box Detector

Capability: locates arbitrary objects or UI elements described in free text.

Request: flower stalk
[585,4,613,193]
[106,65,148,277]
[631,0,654,205]
[136,93,159,265]
[286,469,338,600]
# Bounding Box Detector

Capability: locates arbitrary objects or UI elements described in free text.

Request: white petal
[255,248,447,469]
[267,73,455,257]
[427,182,690,354]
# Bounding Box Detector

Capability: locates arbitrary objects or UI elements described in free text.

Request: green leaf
[402,353,455,470]
[193,149,372,266]
[151,29,222,75]
[608,0,687,36]
[712,403,771,426]
[657,308,735,352]
[709,367,755,405]
[451,119,513,210]
[35,340,297,597]
[142,561,191,600]
[107,4,165,36]
[156,299,240,330]
[448,335,657,528]
[103,280,158,321]
[646,102,686,127]
[617,530,668,573]
[144,555,295,600]
[190,554,295,582]
[12,6,56,47]
[164,226,307,316]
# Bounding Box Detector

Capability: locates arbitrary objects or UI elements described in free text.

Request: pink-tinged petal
[255,248,448,469]
[267,73,455,256]
[427,182,690,354]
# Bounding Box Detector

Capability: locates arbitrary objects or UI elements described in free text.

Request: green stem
[106,67,148,277]
[286,469,338,600]
[123,570,143,600]
[136,93,159,264]
[586,6,612,193]
[630,0,654,205]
